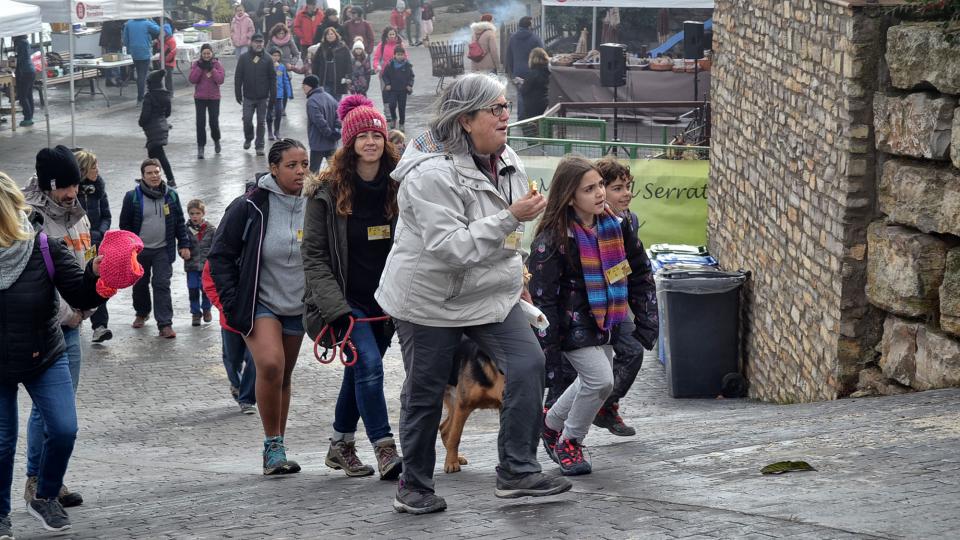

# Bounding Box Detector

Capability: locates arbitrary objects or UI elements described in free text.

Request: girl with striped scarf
[527,156,658,476]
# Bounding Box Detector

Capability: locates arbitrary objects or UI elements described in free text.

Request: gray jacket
[374,131,530,327]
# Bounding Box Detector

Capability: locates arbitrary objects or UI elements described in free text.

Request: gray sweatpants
[131,246,173,328]
[395,304,545,493]
[241,97,268,150]
[545,345,615,442]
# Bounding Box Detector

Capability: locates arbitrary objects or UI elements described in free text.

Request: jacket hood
[392,130,448,180]
[471,21,496,34]
[302,172,330,199]
[258,173,303,198]
[23,176,87,228]
[0,210,34,291]
[233,12,250,21]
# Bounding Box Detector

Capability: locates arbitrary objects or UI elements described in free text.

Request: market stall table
[0,72,16,131]
[72,56,134,106]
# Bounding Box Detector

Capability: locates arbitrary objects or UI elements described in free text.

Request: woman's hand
[92,255,103,276]
[509,191,546,222]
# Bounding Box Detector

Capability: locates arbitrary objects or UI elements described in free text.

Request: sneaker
[541,416,561,465]
[494,468,573,499]
[91,326,113,343]
[26,498,70,532]
[393,482,447,515]
[0,513,12,540]
[243,139,252,150]
[325,440,374,477]
[593,404,636,437]
[214,140,222,154]
[132,314,149,328]
[159,326,176,339]
[203,310,212,323]
[554,438,592,476]
[19,119,33,127]
[263,437,301,475]
[374,439,403,480]
[23,477,36,503]
[57,485,82,508]
[230,386,240,400]
[240,403,256,415]
[192,314,201,327]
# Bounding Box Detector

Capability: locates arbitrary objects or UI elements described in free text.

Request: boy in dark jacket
[74,149,113,343]
[119,158,191,338]
[266,48,294,141]
[303,74,340,172]
[235,34,277,156]
[380,46,414,131]
[184,199,217,326]
[139,70,176,186]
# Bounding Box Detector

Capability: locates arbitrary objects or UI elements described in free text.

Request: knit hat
[480,13,493,22]
[396,0,406,10]
[337,95,388,146]
[35,145,82,191]
[352,37,365,51]
[95,230,145,299]
[147,69,165,89]
[303,74,320,89]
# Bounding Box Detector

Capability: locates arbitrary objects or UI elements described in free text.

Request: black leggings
[194,98,221,147]
[387,92,407,126]
[147,144,175,183]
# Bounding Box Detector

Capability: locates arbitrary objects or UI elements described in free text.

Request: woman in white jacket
[375,73,571,515]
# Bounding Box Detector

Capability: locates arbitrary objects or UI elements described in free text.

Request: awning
[543,0,714,7]
[20,0,163,23]
[0,0,43,37]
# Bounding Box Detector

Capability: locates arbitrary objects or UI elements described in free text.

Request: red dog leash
[314,315,391,367]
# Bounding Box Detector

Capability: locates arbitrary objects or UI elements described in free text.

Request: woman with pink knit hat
[301,95,403,480]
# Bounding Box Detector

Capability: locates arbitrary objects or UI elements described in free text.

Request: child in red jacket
[391,1,409,41]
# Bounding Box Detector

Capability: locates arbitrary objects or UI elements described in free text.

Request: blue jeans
[134,59,150,101]
[332,308,393,443]
[186,271,212,315]
[27,326,80,478]
[221,329,257,405]
[0,354,78,515]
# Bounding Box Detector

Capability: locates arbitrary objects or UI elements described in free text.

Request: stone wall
[864,21,960,397]
[709,0,885,402]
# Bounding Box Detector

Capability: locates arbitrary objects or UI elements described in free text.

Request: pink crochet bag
[95,230,145,298]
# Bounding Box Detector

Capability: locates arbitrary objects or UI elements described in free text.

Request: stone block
[866,222,948,318]
[886,22,960,94]
[880,315,921,386]
[953,110,960,169]
[941,249,960,337]
[914,326,960,390]
[873,92,956,160]
[879,160,960,237]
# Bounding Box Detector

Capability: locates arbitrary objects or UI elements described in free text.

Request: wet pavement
[1,46,960,540]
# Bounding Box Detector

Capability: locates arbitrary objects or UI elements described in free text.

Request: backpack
[39,232,55,281]
[467,31,487,62]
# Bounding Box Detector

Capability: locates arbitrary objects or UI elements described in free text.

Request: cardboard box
[209,23,230,40]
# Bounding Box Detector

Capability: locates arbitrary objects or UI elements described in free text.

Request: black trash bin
[655,269,748,398]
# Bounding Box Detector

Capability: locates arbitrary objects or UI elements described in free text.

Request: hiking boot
[268,130,275,141]
[91,326,113,343]
[374,439,402,480]
[203,310,212,323]
[19,119,34,127]
[159,326,176,338]
[393,481,447,515]
[239,403,257,415]
[197,146,204,159]
[57,485,82,508]
[214,140,222,154]
[132,314,149,328]
[541,416,561,464]
[555,438,592,476]
[243,139,252,150]
[325,440,374,477]
[167,178,177,188]
[263,436,301,475]
[255,148,265,156]
[23,477,36,503]
[26,498,70,532]
[593,404,636,436]
[0,514,12,540]
[494,467,573,499]
[192,314,201,327]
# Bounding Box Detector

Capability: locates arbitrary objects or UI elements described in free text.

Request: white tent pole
[68,24,75,147]
[159,16,164,91]
[541,4,546,41]
[591,7,597,50]
[40,34,50,146]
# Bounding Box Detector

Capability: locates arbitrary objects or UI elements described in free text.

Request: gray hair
[429,73,506,155]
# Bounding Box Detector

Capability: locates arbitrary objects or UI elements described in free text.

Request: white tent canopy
[0,0,43,37]
[19,0,162,23]
[543,0,713,6]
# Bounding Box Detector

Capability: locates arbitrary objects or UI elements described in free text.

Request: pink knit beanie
[95,230,145,298]
[337,95,388,147]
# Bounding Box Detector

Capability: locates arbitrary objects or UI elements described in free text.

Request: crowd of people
[0,7,620,540]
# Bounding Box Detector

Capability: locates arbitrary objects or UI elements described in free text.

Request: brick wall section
[709,0,885,402]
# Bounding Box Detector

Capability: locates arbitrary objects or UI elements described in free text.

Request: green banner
[520,157,709,248]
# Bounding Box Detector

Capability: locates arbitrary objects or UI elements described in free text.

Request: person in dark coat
[0,171,106,537]
[311,27,351,100]
[519,47,550,120]
[303,75,340,172]
[505,17,544,119]
[235,34,277,156]
[13,36,35,127]
[313,8,346,48]
[139,70,176,186]
[73,150,113,343]
[380,46,414,131]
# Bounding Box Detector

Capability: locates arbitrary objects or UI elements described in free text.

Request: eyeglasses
[481,101,512,117]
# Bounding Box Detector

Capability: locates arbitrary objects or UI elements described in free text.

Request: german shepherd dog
[439,338,505,473]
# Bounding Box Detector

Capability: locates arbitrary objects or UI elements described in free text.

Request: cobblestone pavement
[2,46,960,540]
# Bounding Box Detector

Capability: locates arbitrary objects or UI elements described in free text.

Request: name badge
[84,244,97,262]
[163,204,170,216]
[252,56,260,64]
[604,259,632,284]
[367,225,391,241]
[296,229,304,243]
[504,231,523,251]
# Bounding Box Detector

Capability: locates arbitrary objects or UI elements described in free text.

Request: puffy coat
[293,7,324,48]
[505,27,544,79]
[122,19,160,61]
[311,41,351,97]
[469,21,500,73]
[235,49,277,102]
[184,221,217,273]
[78,175,111,246]
[119,182,191,262]
[374,130,530,327]
[526,214,658,370]
[381,58,415,100]
[139,78,171,147]
[305,87,340,152]
[189,59,225,100]
[231,12,256,48]
[274,63,294,99]
[160,33,177,69]
[373,38,402,72]
[519,64,550,119]
[0,220,104,383]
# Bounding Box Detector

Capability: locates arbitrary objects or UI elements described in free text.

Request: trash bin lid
[654,269,748,294]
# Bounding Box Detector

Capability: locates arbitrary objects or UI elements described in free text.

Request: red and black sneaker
[555,438,592,476]
[541,409,561,464]
[593,403,637,437]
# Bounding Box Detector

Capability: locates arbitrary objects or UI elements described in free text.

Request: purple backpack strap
[39,232,55,281]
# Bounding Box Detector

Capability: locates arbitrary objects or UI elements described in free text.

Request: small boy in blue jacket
[267,48,293,140]
[381,46,414,131]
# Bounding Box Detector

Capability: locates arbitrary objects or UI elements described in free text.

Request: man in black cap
[235,33,276,156]
[20,145,90,510]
